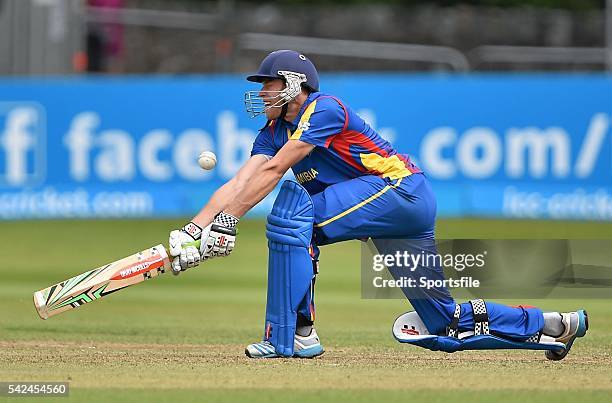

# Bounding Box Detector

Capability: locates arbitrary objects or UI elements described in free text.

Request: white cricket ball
[198,151,217,170]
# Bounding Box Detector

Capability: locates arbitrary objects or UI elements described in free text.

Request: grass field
[1,218,612,402]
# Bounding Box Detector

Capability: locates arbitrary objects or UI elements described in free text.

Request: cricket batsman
[168,50,588,359]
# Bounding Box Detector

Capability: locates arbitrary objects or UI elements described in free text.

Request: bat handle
[166,239,201,258]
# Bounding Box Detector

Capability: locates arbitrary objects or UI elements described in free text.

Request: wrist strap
[182,221,203,240]
[214,212,239,229]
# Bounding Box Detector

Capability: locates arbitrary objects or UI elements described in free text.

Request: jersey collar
[288,92,321,127]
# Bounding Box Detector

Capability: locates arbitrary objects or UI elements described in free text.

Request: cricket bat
[33,241,199,320]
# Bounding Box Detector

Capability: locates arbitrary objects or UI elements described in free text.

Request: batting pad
[264,180,315,357]
[393,311,566,353]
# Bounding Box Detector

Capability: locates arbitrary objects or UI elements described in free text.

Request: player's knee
[266,180,314,247]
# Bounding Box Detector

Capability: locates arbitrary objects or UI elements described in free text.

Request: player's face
[260,79,285,120]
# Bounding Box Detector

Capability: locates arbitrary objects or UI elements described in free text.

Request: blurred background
[1,0,612,221]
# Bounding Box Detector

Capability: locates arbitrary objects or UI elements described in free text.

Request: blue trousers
[306,173,543,339]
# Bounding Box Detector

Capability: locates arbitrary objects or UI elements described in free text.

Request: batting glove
[200,212,238,260]
[169,222,203,275]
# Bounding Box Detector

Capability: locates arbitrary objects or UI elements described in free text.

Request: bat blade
[33,244,171,320]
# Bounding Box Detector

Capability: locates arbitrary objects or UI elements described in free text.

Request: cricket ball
[198,151,217,170]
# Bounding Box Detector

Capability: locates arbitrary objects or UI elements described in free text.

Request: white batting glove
[169,222,204,275]
[200,212,238,259]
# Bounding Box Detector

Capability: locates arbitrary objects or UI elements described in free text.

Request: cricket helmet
[244,50,319,118]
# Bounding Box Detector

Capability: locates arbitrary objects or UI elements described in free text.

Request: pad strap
[447,304,461,338]
[469,299,490,336]
[525,331,542,343]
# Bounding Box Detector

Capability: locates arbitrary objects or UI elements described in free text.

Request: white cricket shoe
[545,310,588,361]
[245,328,324,359]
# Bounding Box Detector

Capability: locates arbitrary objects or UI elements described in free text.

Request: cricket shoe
[245,328,324,359]
[545,310,588,361]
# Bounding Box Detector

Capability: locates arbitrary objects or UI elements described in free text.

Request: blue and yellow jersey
[250,92,421,194]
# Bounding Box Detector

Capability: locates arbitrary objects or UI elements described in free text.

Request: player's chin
[265,108,280,120]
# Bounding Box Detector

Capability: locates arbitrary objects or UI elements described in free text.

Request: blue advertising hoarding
[0,74,611,220]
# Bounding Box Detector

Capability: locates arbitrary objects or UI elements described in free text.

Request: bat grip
[167,239,201,259]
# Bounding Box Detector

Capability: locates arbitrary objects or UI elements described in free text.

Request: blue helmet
[247,50,319,92]
[244,50,319,118]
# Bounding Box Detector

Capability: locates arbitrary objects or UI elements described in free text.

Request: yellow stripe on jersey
[360,153,413,180]
[315,178,403,228]
[290,100,318,140]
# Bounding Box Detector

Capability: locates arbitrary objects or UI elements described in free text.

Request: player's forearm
[190,155,270,226]
[191,179,238,227]
[225,165,284,218]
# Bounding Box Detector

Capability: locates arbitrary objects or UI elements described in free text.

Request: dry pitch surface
[1,219,611,402]
[3,338,612,402]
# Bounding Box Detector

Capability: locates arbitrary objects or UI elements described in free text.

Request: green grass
[1,218,611,402]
